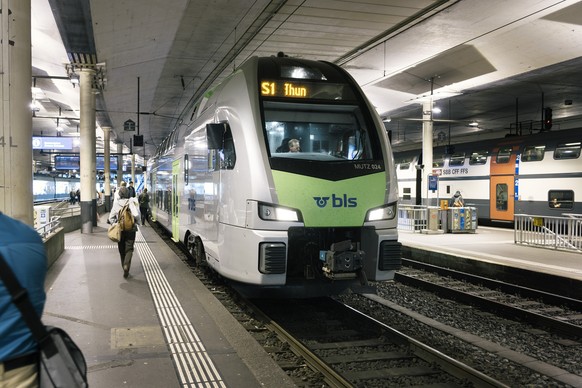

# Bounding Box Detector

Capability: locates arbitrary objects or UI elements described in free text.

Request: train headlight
[258,202,302,222]
[366,202,397,221]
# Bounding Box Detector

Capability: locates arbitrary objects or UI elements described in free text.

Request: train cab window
[219,124,236,170]
[554,142,581,160]
[448,153,465,167]
[521,145,545,162]
[548,190,574,209]
[496,183,508,211]
[433,156,444,168]
[469,150,488,165]
[496,147,512,164]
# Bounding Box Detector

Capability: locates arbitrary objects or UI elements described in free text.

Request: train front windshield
[258,57,385,178]
[264,101,378,162]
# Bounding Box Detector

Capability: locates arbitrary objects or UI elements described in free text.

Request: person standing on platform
[138,188,150,226]
[114,181,127,202]
[450,191,464,207]
[128,181,136,198]
[108,186,140,278]
[0,212,47,387]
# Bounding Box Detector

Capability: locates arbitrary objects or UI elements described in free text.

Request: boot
[123,252,133,278]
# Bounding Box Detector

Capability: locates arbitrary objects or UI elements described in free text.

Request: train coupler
[321,240,365,280]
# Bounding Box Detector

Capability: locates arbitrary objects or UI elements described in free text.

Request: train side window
[433,156,444,168]
[496,147,512,164]
[521,145,545,162]
[496,183,508,211]
[469,150,488,165]
[448,153,465,166]
[184,154,189,185]
[554,142,581,160]
[548,190,574,209]
[395,157,412,170]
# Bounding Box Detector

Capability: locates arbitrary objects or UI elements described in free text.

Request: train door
[490,175,514,221]
[171,160,180,242]
[489,144,518,222]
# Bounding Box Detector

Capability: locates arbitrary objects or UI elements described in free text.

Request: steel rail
[244,299,352,388]
[340,300,509,388]
[396,271,582,339]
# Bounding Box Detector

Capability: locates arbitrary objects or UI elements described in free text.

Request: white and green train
[148,55,401,296]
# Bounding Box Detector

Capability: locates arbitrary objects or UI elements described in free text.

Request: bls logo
[313,194,357,208]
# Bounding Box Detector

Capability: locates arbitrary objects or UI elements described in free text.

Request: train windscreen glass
[263,101,377,161]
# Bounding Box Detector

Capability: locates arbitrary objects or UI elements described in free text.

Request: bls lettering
[313,194,357,208]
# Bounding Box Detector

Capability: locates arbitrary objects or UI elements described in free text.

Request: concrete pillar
[421,100,434,207]
[103,126,111,211]
[80,68,96,233]
[0,0,33,225]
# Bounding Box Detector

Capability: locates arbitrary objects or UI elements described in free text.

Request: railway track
[397,258,582,339]
[153,222,581,386]
[161,227,506,385]
[249,297,506,387]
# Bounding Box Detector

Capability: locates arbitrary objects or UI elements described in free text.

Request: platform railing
[397,205,428,232]
[514,214,582,253]
[36,217,62,239]
[51,205,81,218]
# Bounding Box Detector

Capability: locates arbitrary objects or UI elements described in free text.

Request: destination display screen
[260,80,356,101]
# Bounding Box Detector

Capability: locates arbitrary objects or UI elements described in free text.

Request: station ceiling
[31,0,582,168]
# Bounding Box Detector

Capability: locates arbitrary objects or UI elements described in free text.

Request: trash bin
[422,206,444,234]
[446,207,477,233]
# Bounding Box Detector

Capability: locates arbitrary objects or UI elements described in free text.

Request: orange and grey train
[395,128,581,224]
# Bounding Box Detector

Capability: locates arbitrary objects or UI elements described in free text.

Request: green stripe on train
[272,171,386,227]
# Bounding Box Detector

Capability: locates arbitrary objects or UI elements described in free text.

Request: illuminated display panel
[260,80,356,101]
[54,155,118,170]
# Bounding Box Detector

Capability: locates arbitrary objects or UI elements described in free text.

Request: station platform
[398,226,582,297]
[43,213,296,388]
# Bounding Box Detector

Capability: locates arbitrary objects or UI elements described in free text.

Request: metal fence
[397,205,428,232]
[514,213,582,253]
[35,201,80,239]
[36,217,62,240]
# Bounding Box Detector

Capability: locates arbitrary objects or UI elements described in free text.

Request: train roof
[394,127,581,159]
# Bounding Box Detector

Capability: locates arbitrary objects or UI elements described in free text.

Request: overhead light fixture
[65,64,80,87]
[56,117,64,135]
[432,107,442,114]
[70,72,80,86]
[30,100,41,112]
[469,121,479,127]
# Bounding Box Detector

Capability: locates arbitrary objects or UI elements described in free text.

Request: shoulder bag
[0,254,88,387]
[107,222,121,242]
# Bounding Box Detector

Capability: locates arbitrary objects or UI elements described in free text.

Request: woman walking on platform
[108,186,140,278]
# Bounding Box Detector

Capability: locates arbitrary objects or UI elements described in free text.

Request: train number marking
[354,163,382,170]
